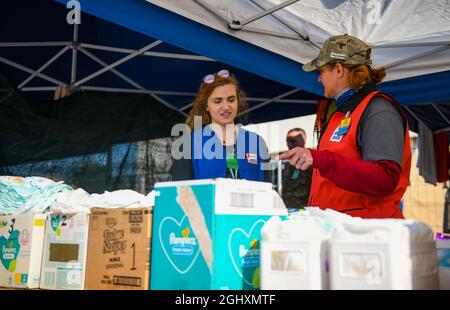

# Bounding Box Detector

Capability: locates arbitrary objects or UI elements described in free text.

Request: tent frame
[188,0,450,71]
[194,0,311,42]
[0,8,311,118]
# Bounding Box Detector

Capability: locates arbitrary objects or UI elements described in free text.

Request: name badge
[338,116,351,136]
[330,125,343,142]
[245,153,258,165]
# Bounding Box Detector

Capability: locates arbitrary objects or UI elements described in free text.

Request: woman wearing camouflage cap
[279,34,411,219]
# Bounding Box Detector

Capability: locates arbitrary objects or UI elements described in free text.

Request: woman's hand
[279,147,313,171]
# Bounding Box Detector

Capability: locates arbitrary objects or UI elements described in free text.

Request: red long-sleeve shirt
[310,149,401,196]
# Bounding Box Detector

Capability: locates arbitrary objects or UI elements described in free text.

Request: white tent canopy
[150,0,450,82]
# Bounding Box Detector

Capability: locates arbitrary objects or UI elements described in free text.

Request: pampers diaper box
[0,213,46,288]
[151,178,287,290]
[40,211,90,290]
[40,208,153,290]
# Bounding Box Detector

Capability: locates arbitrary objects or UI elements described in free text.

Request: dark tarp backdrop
[0,74,182,193]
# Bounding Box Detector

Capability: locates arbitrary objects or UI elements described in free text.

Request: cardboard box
[40,208,152,290]
[0,213,46,289]
[151,178,287,290]
[85,208,152,290]
[40,211,90,290]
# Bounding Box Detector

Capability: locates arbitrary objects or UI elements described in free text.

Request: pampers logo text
[2,244,18,258]
[239,239,260,267]
[170,228,197,256]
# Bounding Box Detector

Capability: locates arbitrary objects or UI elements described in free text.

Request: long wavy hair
[186,72,248,130]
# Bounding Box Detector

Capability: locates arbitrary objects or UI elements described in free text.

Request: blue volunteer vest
[191,126,266,181]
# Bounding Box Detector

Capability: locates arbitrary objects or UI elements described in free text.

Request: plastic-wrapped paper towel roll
[50,189,156,214]
[260,207,355,289]
[329,218,439,290]
[50,188,91,214]
[261,208,342,273]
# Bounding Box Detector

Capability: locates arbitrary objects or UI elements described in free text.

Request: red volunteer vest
[309,91,411,218]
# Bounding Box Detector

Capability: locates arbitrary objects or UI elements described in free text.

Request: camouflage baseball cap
[302,34,372,72]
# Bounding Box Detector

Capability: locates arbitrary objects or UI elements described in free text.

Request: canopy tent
[151,0,450,83]
[0,0,449,130]
[0,0,449,193]
[0,0,319,192]
[0,0,320,125]
[147,0,450,133]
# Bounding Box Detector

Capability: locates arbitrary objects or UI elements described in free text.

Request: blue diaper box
[151,178,287,290]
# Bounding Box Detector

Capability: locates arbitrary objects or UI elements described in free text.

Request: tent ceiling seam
[373,41,450,48]
[385,45,450,69]
[193,0,229,25]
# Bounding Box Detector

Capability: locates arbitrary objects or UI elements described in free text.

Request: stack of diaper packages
[0,176,72,289]
[40,189,154,290]
[151,178,287,290]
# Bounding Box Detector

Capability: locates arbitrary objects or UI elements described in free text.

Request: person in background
[279,34,411,219]
[171,69,269,181]
[282,128,312,209]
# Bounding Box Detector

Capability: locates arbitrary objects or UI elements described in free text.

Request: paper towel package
[150,178,287,290]
[0,213,46,288]
[260,208,347,290]
[40,211,90,290]
[329,219,439,290]
[260,217,329,290]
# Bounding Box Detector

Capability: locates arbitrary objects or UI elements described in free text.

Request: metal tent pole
[238,0,300,28]
[0,56,65,86]
[249,0,320,49]
[0,42,70,47]
[73,41,162,87]
[238,89,301,116]
[18,45,70,89]
[80,43,214,61]
[70,24,79,85]
[432,104,450,127]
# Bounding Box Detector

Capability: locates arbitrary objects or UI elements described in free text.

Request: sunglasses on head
[203,69,230,84]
